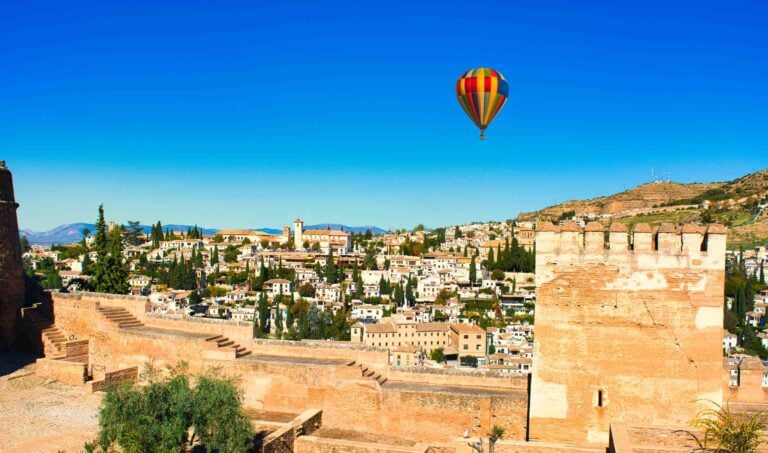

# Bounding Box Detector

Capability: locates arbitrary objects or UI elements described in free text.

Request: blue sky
[2,1,765,231]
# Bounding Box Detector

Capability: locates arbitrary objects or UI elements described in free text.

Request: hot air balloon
[456,67,508,140]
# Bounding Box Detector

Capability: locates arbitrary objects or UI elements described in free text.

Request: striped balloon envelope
[455,68,509,140]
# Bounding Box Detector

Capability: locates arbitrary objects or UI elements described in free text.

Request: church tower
[294,218,304,250]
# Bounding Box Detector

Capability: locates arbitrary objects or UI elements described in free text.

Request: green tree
[91,205,129,294]
[257,292,269,337]
[430,348,445,363]
[96,363,252,453]
[210,245,219,265]
[469,256,477,285]
[81,252,93,275]
[489,425,505,453]
[690,400,766,453]
[20,235,31,253]
[124,220,144,246]
[273,294,284,338]
[760,261,765,285]
[325,248,338,284]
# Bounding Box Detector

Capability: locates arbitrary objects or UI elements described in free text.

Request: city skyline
[3,0,766,230]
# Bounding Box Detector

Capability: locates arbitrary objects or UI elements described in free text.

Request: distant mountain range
[19,222,387,245]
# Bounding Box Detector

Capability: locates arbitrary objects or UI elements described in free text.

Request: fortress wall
[388,367,527,390]
[51,292,149,320]
[46,290,529,442]
[529,222,726,445]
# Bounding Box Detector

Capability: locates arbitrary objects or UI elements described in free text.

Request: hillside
[518,169,768,248]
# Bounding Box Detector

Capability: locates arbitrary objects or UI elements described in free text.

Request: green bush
[95,362,253,453]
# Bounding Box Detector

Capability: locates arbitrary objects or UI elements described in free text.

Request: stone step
[118,322,144,328]
[346,360,356,366]
[106,315,135,322]
[218,340,235,348]
[236,350,252,358]
[205,335,224,342]
[378,378,388,385]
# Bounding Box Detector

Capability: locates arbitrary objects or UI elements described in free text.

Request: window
[464,335,469,339]
[597,390,604,407]
[463,344,468,350]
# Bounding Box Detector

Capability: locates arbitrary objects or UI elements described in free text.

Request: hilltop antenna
[651,168,655,183]
[667,171,671,183]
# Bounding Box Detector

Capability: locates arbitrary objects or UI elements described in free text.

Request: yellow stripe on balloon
[485,76,498,125]
[477,75,485,126]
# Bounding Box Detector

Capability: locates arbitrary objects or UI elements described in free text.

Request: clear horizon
[3,1,766,231]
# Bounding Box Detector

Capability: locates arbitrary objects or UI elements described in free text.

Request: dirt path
[0,354,101,453]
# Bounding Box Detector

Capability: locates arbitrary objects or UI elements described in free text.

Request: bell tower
[294,218,304,250]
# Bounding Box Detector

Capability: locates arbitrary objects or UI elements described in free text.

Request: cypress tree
[325,248,337,284]
[488,248,495,269]
[257,292,269,337]
[469,256,477,285]
[274,294,284,338]
[285,293,295,329]
[91,205,129,294]
[760,261,765,285]
[211,245,219,265]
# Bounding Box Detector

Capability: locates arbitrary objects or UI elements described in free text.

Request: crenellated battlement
[535,221,726,258]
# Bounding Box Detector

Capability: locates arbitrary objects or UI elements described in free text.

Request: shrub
[95,362,253,453]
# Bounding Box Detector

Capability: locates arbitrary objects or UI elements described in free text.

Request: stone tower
[528,222,726,445]
[294,217,304,250]
[0,161,25,349]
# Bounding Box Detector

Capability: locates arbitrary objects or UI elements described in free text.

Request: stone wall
[389,367,527,390]
[0,162,24,349]
[529,222,727,445]
[36,357,87,385]
[294,436,428,453]
[90,366,139,393]
[47,290,529,443]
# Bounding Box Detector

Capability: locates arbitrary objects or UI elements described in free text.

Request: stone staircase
[24,307,69,356]
[96,306,145,328]
[204,335,252,358]
[347,360,387,385]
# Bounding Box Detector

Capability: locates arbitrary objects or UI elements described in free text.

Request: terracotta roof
[449,323,485,334]
[415,322,450,332]
[303,229,350,237]
[218,229,257,235]
[365,322,397,334]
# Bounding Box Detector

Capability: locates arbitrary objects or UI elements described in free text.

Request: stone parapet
[535,222,726,259]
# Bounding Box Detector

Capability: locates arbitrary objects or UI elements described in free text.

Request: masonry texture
[45,291,530,443]
[0,162,24,350]
[529,222,727,445]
